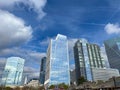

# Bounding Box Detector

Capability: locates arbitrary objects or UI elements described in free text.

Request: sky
[0,0,120,81]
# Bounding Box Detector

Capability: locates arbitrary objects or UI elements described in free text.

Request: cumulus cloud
[105,23,120,34]
[24,66,40,79]
[0,0,20,8]
[0,0,47,19]
[0,47,46,63]
[68,39,78,57]
[0,10,32,49]
[39,37,50,46]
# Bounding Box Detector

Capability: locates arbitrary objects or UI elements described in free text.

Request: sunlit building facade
[1,57,25,86]
[92,68,119,81]
[39,57,46,84]
[104,37,120,72]
[44,34,70,88]
[74,39,104,84]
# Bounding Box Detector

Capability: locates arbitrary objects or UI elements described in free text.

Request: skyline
[0,0,120,80]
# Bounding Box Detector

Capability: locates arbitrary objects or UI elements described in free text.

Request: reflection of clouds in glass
[46,34,70,86]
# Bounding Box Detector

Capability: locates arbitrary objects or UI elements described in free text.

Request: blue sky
[0,0,120,80]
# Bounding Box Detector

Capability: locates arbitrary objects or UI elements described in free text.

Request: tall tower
[74,39,104,83]
[39,57,46,85]
[104,37,120,72]
[44,34,70,88]
[1,57,25,86]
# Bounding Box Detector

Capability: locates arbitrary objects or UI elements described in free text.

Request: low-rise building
[27,79,40,87]
[92,68,119,81]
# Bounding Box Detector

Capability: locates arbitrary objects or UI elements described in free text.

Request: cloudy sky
[0,0,120,81]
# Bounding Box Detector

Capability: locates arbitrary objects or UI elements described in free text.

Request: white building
[27,80,40,87]
[92,68,119,81]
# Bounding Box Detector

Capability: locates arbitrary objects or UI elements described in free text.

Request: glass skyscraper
[44,34,70,88]
[39,57,46,84]
[1,57,25,86]
[104,37,120,72]
[74,39,104,83]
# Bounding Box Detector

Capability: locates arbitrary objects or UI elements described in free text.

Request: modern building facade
[92,68,119,81]
[104,37,120,72]
[74,39,104,83]
[1,57,25,86]
[100,47,110,68]
[39,57,46,85]
[44,34,70,88]
[70,69,76,85]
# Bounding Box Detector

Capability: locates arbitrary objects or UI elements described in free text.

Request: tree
[77,76,87,85]
[5,87,13,90]
[49,85,55,89]
[58,83,69,89]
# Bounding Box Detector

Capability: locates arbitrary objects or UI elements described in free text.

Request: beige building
[27,80,40,87]
[92,68,119,81]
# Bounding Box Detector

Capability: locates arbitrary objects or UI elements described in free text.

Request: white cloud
[0,10,32,49]
[21,66,40,81]
[68,39,77,58]
[0,47,46,63]
[0,0,47,19]
[28,0,47,19]
[24,66,39,74]
[68,39,78,52]
[0,0,20,8]
[39,37,50,46]
[105,23,120,34]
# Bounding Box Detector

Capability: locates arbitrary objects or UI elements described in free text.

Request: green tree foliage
[5,87,13,90]
[49,83,69,89]
[78,76,87,85]
[49,85,55,89]
[58,83,68,89]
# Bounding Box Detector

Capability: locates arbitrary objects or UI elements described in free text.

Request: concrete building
[44,34,70,88]
[1,57,25,86]
[104,37,120,72]
[92,68,119,81]
[27,79,40,87]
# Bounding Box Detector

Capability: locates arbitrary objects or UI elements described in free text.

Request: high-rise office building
[39,57,46,85]
[1,57,25,86]
[104,37,120,72]
[74,39,104,83]
[44,34,70,88]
